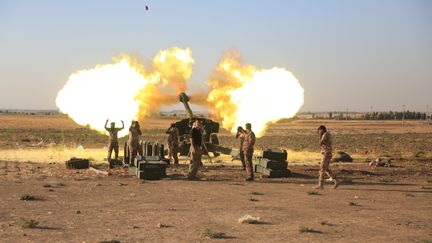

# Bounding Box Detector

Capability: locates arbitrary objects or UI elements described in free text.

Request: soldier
[315,125,339,189]
[104,119,124,161]
[166,123,180,165]
[242,123,256,181]
[187,120,203,180]
[128,120,142,166]
[235,126,246,170]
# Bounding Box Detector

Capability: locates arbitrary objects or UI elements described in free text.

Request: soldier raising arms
[104,119,124,161]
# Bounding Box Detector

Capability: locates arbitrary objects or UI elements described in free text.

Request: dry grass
[157,223,169,228]
[1,114,432,165]
[249,191,264,196]
[238,215,262,224]
[0,148,107,164]
[299,226,322,234]
[20,194,41,201]
[98,240,121,243]
[0,115,79,129]
[348,201,360,206]
[21,219,39,228]
[201,228,226,239]
[320,220,334,226]
[287,150,321,164]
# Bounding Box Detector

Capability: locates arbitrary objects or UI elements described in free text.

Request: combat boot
[313,181,324,190]
[333,179,339,189]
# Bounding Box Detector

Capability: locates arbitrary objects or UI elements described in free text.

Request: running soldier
[315,125,339,189]
[187,120,203,180]
[242,123,256,181]
[104,119,124,161]
[166,123,180,165]
[128,120,142,166]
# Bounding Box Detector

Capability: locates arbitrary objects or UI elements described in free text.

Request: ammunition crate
[142,156,161,162]
[109,159,123,169]
[137,170,166,180]
[260,149,288,161]
[137,160,167,171]
[259,167,290,178]
[258,158,288,170]
[136,159,168,180]
[65,158,89,169]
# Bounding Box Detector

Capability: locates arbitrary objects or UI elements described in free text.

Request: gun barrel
[179,92,194,118]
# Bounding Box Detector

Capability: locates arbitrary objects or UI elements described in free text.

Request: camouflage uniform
[188,127,202,179]
[242,130,256,180]
[167,126,180,164]
[319,131,335,183]
[128,126,142,166]
[236,133,246,169]
[105,122,123,161]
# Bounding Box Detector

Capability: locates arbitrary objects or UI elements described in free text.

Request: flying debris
[145,5,149,11]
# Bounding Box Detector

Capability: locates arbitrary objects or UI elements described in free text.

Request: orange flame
[207,51,304,137]
[56,47,194,137]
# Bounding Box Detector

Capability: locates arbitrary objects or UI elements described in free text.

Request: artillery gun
[122,92,232,166]
[175,92,231,157]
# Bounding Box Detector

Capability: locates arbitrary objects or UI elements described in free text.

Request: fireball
[56,47,194,137]
[207,51,304,137]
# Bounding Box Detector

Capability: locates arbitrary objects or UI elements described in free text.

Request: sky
[0,0,431,112]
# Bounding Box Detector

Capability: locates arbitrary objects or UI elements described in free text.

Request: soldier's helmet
[110,122,115,127]
[318,125,327,132]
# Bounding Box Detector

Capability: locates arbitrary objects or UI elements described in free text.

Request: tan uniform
[319,131,335,183]
[242,130,256,179]
[188,127,202,179]
[167,126,179,164]
[105,125,123,160]
[128,127,142,166]
[239,135,246,169]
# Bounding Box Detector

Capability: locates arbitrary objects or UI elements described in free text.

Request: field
[0,114,431,242]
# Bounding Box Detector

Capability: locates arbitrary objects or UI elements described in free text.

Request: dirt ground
[0,115,431,242]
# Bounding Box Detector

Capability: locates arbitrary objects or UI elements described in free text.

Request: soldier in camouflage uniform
[166,123,180,164]
[235,126,246,170]
[104,119,124,161]
[242,123,256,181]
[187,120,203,180]
[315,125,339,189]
[128,120,142,166]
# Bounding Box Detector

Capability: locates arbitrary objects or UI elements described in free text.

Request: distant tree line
[0,110,58,115]
[309,111,430,120]
[364,111,428,120]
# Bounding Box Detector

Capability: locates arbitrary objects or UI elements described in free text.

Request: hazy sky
[0,0,431,112]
